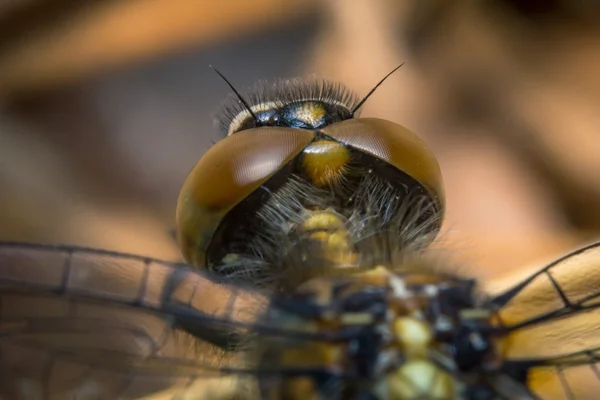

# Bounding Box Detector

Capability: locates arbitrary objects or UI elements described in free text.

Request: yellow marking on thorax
[297,210,358,266]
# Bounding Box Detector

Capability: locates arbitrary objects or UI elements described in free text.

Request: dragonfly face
[175,75,445,289]
[2,72,600,399]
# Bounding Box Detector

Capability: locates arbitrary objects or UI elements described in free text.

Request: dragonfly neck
[207,174,440,291]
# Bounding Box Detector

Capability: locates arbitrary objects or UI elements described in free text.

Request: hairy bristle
[210,170,442,289]
[214,76,361,136]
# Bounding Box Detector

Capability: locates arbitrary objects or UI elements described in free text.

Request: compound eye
[321,118,445,215]
[176,127,316,266]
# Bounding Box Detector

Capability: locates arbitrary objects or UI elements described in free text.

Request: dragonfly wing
[500,347,600,400]
[0,242,267,400]
[486,241,600,399]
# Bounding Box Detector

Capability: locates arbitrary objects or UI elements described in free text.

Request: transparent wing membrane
[0,242,271,399]
[5,239,600,399]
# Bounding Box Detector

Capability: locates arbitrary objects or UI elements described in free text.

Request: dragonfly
[2,66,600,399]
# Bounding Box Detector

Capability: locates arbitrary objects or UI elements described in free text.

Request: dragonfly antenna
[351,62,406,115]
[210,65,260,125]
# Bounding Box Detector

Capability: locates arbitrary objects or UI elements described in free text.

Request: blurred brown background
[1,0,599,283]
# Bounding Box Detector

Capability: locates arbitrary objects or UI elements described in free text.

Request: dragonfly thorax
[256,265,502,399]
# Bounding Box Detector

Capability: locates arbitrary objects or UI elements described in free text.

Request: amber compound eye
[175,126,316,267]
[320,117,445,215]
[175,116,444,274]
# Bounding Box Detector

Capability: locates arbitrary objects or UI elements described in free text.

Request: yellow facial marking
[302,139,350,187]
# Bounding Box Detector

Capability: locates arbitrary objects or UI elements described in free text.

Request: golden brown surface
[5,3,600,397]
[0,0,319,98]
[308,0,600,276]
[323,118,444,210]
[1,0,600,277]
